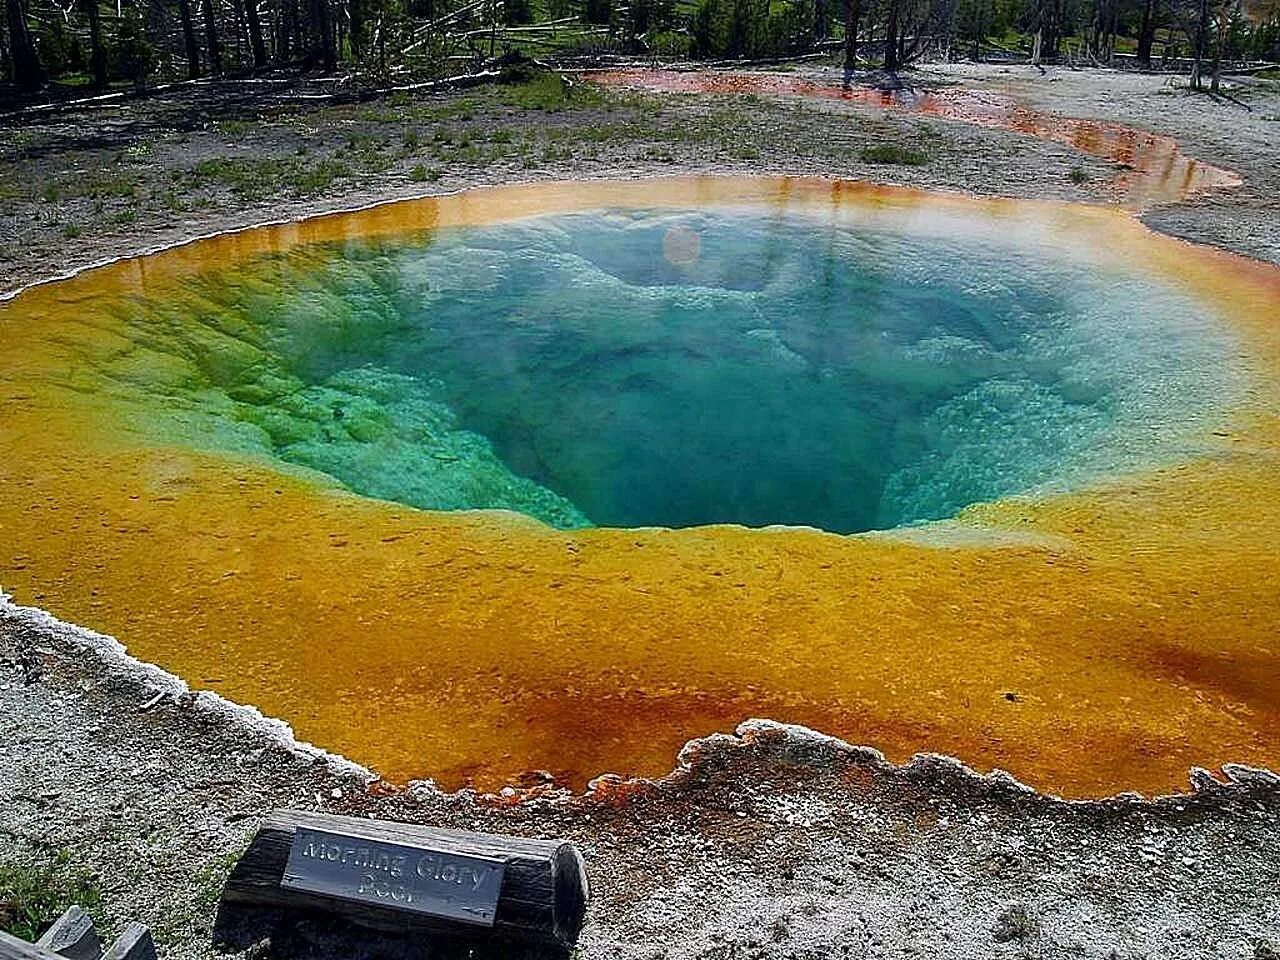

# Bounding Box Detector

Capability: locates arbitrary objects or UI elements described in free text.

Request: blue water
[135,206,1237,533]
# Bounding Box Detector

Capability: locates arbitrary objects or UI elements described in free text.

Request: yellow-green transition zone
[2,177,1278,797]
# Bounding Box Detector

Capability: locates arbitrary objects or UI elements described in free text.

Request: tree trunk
[5,0,45,91]
[1209,5,1224,92]
[84,0,109,87]
[1190,0,1208,90]
[177,0,202,77]
[202,0,225,73]
[277,0,296,61]
[883,0,900,71]
[842,0,861,80]
[1136,0,1156,67]
[1042,0,1061,59]
[812,0,827,44]
[349,0,364,53]
[311,0,337,69]
[243,0,268,66]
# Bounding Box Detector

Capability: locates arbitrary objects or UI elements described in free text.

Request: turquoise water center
[113,203,1237,534]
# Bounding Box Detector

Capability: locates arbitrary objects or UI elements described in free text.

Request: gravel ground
[2,61,1279,960]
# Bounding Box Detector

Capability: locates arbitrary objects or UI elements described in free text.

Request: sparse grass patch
[408,164,441,182]
[288,159,350,193]
[1068,165,1089,184]
[187,156,350,200]
[355,106,402,124]
[0,855,102,941]
[0,168,24,201]
[499,73,571,110]
[414,98,478,122]
[84,174,140,200]
[215,118,251,138]
[194,850,244,909]
[860,143,930,165]
[497,73,604,112]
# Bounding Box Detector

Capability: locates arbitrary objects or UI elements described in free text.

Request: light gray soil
[2,61,1279,960]
[924,62,1280,265]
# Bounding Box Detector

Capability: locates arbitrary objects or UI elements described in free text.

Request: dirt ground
[2,60,1279,960]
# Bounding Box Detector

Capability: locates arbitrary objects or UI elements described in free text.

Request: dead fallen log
[215,810,588,953]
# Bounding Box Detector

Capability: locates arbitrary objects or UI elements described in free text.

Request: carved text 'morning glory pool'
[281,827,507,925]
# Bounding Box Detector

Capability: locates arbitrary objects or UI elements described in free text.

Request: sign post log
[215,810,588,955]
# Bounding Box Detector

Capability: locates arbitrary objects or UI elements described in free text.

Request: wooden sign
[281,825,506,925]
[217,810,589,952]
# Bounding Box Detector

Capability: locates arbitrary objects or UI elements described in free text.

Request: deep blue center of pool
[167,207,1234,533]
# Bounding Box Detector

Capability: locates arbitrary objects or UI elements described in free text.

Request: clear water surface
[117,206,1236,533]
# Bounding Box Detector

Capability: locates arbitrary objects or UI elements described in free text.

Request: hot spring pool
[3,177,1279,796]
[129,203,1233,534]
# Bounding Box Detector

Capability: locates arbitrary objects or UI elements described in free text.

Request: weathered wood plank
[99,925,155,960]
[0,931,65,960]
[34,906,101,960]
[216,810,588,951]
